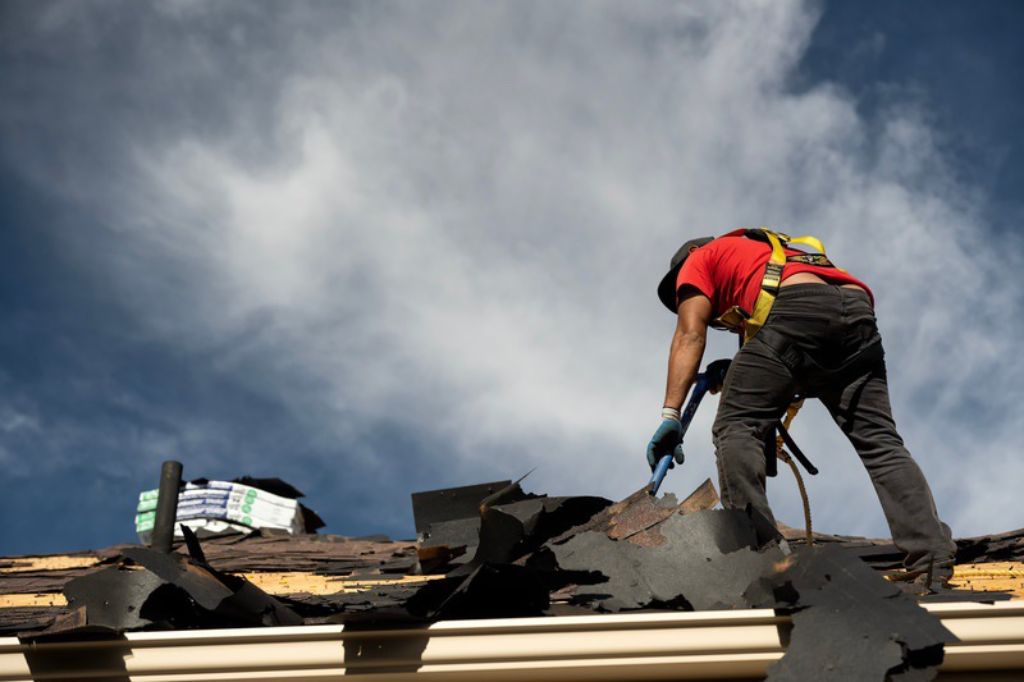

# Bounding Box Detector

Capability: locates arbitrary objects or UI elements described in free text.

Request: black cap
[657,236,715,312]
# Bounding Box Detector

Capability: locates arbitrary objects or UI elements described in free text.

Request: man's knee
[713,418,771,477]
[712,412,742,444]
[854,434,911,468]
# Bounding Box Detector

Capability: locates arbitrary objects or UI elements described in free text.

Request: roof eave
[2,601,1023,680]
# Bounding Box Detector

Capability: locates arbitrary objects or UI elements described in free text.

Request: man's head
[657,236,715,312]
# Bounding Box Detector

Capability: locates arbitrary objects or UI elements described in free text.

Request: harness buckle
[712,305,749,332]
[761,262,784,291]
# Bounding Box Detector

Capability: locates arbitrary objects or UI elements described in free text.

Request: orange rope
[776,400,813,546]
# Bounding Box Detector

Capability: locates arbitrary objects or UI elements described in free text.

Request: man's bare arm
[663,290,712,410]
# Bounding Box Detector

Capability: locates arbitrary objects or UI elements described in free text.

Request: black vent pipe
[151,460,183,553]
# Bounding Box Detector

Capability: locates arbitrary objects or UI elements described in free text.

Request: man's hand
[646,417,685,472]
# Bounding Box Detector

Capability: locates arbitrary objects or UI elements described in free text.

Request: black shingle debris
[123,546,301,628]
[745,544,957,681]
[415,517,479,571]
[377,478,612,622]
[414,478,610,574]
[540,509,785,612]
[464,496,612,569]
[955,530,1024,564]
[63,566,165,632]
[406,563,550,620]
[413,479,535,536]
[26,529,301,639]
[414,479,536,571]
[396,480,749,620]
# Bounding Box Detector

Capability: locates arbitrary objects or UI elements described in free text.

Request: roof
[2,477,1023,679]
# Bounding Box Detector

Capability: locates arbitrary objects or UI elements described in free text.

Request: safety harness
[711,228,838,344]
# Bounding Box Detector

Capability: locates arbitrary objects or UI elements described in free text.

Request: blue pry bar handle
[647,373,710,496]
[649,455,674,495]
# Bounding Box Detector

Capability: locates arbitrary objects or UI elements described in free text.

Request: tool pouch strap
[777,421,818,475]
[764,421,820,478]
[763,429,779,478]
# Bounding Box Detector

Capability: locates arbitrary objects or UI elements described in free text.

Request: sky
[2,0,1023,555]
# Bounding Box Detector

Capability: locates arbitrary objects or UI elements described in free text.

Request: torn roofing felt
[411,480,536,535]
[745,544,957,682]
[405,562,550,621]
[33,527,301,638]
[537,509,785,612]
[414,478,610,573]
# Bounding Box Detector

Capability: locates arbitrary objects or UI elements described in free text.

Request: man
[648,228,955,584]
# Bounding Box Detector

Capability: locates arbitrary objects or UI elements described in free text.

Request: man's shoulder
[698,235,746,259]
[709,234,753,248]
[706,234,769,256]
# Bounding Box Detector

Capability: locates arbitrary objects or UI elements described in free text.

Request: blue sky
[2,1,1022,555]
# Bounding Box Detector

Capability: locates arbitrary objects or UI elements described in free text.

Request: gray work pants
[712,284,956,573]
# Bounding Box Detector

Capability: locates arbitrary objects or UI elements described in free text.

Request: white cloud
[8,0,1024,538]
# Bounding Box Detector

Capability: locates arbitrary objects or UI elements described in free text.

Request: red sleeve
[676,247,715,305]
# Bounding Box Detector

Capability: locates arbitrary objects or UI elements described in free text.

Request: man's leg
[712,336,796,526]
[819,362,956,576]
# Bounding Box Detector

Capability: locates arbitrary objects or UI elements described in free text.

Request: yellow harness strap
[713,227,832,344]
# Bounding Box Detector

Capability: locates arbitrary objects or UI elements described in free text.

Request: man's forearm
[663,329,706,410]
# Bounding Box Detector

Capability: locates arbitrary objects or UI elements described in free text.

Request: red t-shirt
[676,235,873,318]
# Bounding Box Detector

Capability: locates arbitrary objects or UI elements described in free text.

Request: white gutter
[0,601,1022,681]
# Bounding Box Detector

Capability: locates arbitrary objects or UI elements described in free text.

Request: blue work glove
[646,417,685,472]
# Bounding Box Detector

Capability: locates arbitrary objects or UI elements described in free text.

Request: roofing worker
[649,228,956,586]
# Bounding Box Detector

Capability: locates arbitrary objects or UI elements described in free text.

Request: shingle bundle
[135,479,307,542]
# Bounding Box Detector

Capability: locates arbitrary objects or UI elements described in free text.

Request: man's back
[677,235,872,319]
